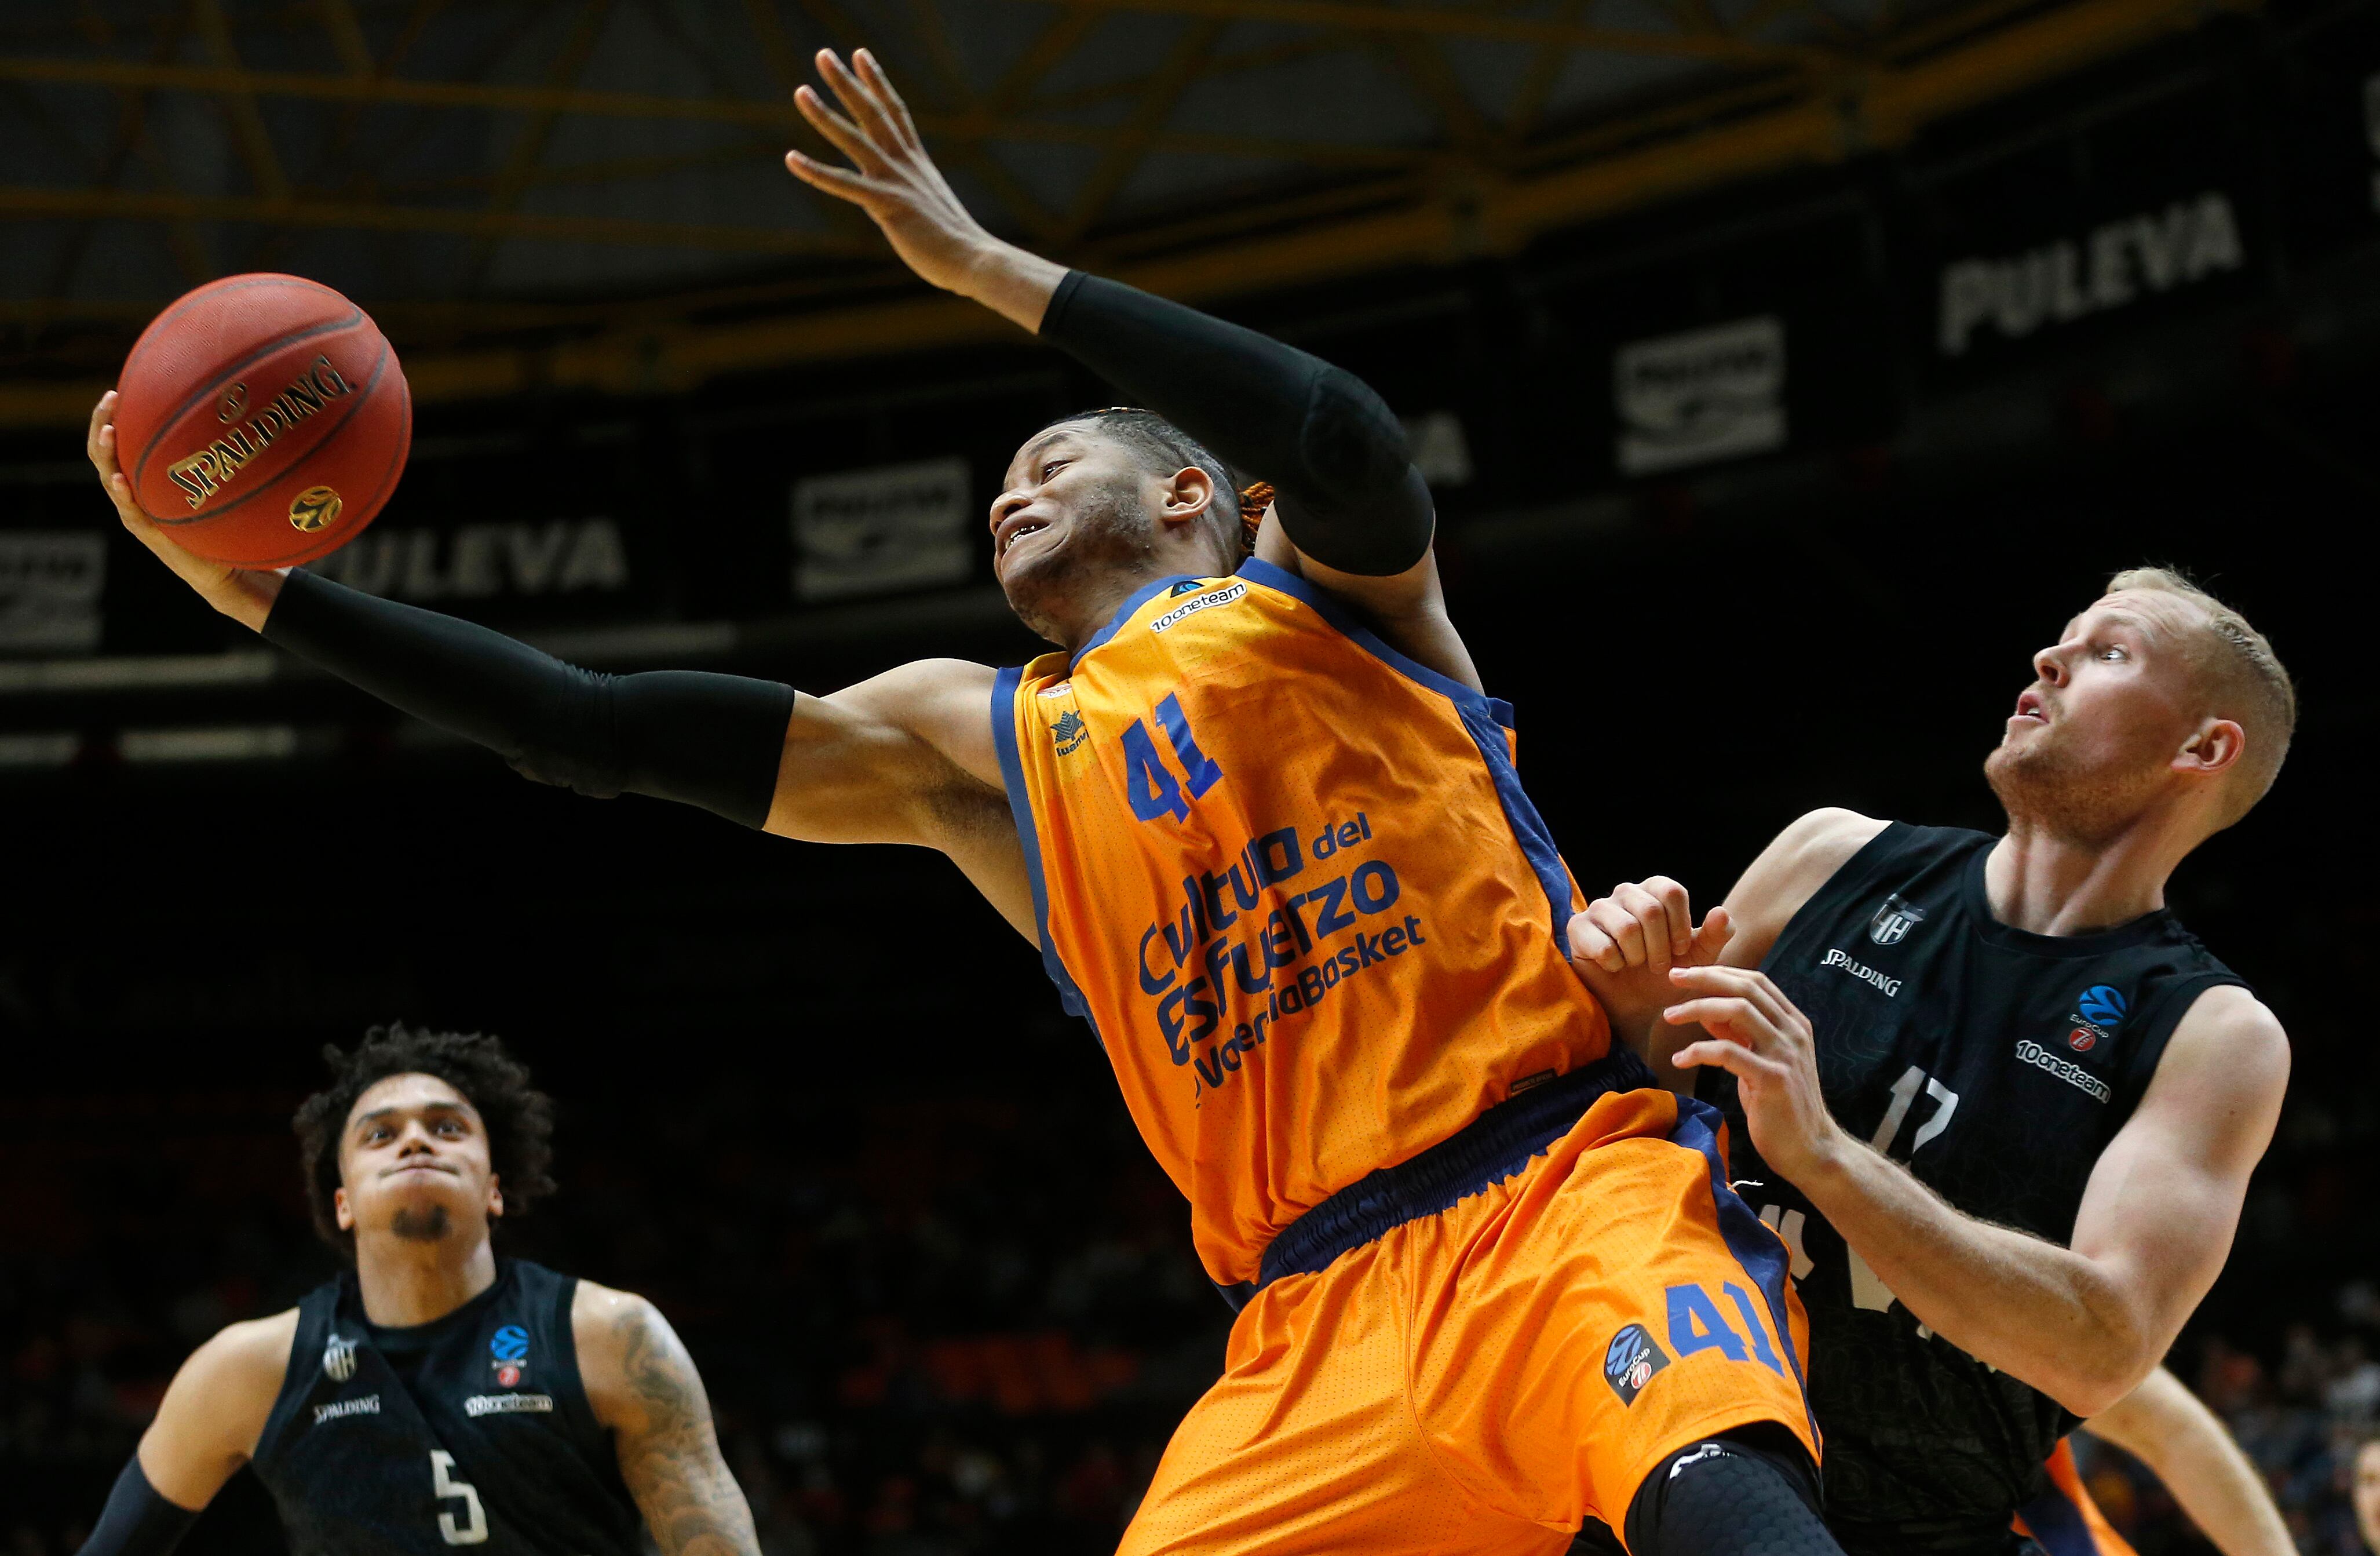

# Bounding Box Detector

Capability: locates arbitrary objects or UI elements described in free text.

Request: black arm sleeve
[1036,271,1434,577]
[76,1458,198,1556]
[262,570,795,830]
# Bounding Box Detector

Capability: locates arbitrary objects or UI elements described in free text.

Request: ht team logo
[2066,983,2127,1054]
[1870,894,1926,946]
[322,1333,359,1382]
[490,1324,530,1387]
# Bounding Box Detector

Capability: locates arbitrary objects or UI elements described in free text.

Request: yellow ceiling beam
[0,52,1455,169]
[0,183,874,254]
[1048,0,1819,63]
[0,0,2259,429]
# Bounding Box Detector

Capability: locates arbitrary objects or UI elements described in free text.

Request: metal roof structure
[1,0,2245,422]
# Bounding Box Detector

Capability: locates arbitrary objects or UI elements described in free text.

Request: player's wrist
[958,240,1066,332]
[1780,1113,1859,1198]
[220,569,287,632]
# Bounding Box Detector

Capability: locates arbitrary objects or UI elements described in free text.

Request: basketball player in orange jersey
[92,47,1847,1556]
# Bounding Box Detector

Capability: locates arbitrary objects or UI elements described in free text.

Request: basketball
[113,273,411,568]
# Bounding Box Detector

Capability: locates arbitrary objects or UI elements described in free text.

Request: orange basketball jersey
[994,558,1611,1287]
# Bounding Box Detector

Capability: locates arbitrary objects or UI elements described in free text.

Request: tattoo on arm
[612,1303,761,1556]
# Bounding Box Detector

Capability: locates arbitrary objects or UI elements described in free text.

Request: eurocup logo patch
[490,1324,530,1388]
[2066,985,2127,1054]
[1870,894,1926,946]
[322,1333,359,1383]
[1604,1324,1671,1406]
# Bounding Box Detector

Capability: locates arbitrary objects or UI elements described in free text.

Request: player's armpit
[136,1309,299,1511]
[2065,986,2289,1399]
[766,657,1035,939]
[575,1286,760,1556]
[1253,520,1483,692]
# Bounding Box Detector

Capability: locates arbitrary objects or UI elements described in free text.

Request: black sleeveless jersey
[1702,823,2250,1556]
[250,1259,642,1556]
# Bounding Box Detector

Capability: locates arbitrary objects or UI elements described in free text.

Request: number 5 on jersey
[1121,694,1222,823]
[431,1451,488,1545]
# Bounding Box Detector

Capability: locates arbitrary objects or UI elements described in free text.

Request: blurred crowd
[2073,1298,2380,1556]
[2,1072,2371,1556]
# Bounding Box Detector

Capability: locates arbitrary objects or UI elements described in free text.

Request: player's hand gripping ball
[112,274,411,567]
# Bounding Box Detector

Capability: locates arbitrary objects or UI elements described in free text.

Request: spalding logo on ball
[114,274,411,567]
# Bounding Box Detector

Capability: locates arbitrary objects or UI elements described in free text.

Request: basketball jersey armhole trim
[249,1294,322,1469]
[991,663,1101,1037]
[2111,968,2252,1118]
[1765,819,1934,959]
[1233,558,1573,931]
[1234,557,1514,728]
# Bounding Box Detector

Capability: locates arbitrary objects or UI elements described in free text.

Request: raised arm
[76,1311,295,1556]
[574,1284,760,1556]
[2083,1366,2293,1556]
[781,49,1470,683]
[89,395,1031,937]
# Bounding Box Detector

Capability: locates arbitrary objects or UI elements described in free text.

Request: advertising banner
[791,456,974,603]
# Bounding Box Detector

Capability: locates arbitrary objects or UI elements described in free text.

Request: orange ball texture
[114,274,411,567]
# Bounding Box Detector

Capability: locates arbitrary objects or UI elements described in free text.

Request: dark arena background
[3,2,2378,1554]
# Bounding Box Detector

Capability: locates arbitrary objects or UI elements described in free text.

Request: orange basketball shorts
[1122,1078,1817,1556]
[2013,1440,2139,1556]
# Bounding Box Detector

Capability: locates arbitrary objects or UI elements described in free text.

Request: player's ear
[1161,465,1215,530]
[2177,717,2244,778]
[334,1185,355,1232]
[487,1174,505,1222]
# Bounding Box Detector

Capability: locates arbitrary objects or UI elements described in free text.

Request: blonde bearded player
[1566,571,2293,1556]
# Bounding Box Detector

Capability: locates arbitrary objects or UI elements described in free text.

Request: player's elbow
[2050,1316,2164,1418]
[2054,1364,2148,1421]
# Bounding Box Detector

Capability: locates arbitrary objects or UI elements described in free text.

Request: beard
[1001,475,1163,645]
[389,1203,452,1243]
[1984,724,2169,846]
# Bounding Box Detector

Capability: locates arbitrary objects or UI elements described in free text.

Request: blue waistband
[1218,1045,1662,1312]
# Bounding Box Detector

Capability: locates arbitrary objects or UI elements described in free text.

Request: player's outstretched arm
[89,393,1033,937]
[782,49,1474,687]
[575,1284,761,1556]
[2084,1366,2294,1556]
[1667,970,2287,1416]
[75,1311,296,1556]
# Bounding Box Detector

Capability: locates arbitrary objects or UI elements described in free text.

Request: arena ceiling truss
[0,0,2255,424]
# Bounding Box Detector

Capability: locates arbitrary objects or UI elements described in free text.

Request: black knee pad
[1616,1424,1841,1556]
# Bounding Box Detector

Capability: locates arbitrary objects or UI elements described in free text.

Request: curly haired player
[92,48,1852,1556]
[73,1025,760,1556]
